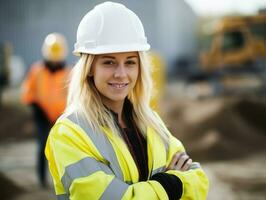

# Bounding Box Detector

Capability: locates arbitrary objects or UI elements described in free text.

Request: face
[90,52,139,108]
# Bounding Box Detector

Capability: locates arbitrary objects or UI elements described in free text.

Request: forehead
[95,52,139,59]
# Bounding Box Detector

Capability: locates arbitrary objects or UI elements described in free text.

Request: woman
[45,2,209,200]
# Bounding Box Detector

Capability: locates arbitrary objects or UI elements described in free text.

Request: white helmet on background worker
[73,1,150,56]
[42,33,68,62]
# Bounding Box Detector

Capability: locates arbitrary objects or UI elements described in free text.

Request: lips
[108,83,129,89]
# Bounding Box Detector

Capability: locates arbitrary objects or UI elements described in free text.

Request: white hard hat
[73,1,150,56]
[42,33,68,62]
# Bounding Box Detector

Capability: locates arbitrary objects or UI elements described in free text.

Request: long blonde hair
[65,51,169,144]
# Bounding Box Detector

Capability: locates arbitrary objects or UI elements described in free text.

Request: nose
[114,64,127,78]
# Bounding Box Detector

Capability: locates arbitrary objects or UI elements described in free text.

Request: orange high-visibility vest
[21,62,70,123]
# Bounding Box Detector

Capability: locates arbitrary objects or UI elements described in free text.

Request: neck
[103,99,126,127]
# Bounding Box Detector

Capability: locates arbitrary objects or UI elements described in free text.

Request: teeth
[110,83,127,88]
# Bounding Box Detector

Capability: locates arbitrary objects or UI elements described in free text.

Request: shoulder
[31,61,45,69]
[47,112,106,161]
[56,65,72,77]
[28,61,45,74]
[51,111,99,140]
[50,112,88,141]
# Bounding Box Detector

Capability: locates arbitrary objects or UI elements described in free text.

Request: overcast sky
[185,0,266,16]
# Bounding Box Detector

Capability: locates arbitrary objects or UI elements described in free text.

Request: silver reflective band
[68,113,124,180]
[151,166,166,176]
[61,157,114,191]
[100,178,129,200]
[189,162,201,170]
[57,193,69,200]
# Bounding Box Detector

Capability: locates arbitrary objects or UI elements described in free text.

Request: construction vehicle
[200,14,266,72]
[194,14,266,96]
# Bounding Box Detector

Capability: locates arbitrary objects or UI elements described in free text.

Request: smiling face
[90,52,139,109]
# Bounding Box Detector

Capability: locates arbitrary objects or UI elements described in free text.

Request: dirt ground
[1,86,266,199]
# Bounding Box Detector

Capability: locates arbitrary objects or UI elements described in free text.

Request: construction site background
[1,1,266,200]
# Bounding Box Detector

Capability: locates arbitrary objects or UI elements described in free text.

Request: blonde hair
[65,52,169,144]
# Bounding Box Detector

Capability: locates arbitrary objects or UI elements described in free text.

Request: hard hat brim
[73,43,150,56]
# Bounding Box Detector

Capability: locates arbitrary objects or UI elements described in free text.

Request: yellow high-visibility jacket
[45,112,209,200]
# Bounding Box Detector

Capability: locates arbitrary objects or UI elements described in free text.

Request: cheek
[93,76,101,90]
[132,69,139,84]
[92,70,103,88]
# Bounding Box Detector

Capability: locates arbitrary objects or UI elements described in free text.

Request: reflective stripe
[61,157,114,191]
[68,113,124,180]
[100,178,129,200]
[189,162,201,170]
[57,193,69,200]
[151,166,165,176]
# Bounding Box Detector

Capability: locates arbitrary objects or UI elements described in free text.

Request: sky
[185,0,266,16]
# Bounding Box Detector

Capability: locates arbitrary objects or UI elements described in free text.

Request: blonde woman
[45,2,209,200]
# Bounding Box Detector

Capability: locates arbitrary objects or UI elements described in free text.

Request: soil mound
[163,97,266,161]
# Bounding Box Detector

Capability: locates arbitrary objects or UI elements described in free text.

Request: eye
[125,60,137,65]
[103,60,116,65]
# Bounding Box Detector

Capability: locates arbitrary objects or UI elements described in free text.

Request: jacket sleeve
[45,122,169,200]
[154,112,209,200]
[166,134,209,200]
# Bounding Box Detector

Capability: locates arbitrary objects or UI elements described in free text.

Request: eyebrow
[100,55,138,59]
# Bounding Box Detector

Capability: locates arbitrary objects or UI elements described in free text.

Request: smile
[108,83,129,89]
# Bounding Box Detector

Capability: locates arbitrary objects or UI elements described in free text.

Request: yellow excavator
[200,14,266,71]
[197,14,266,95]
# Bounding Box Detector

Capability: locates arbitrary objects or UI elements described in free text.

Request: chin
[112,96,127,102]
[108,94,128,102]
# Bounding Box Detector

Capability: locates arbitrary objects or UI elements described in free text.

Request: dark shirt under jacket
[109,99,183,200]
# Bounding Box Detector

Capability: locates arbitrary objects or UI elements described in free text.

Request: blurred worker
[149,51,166,112]
[21,33,70,187]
